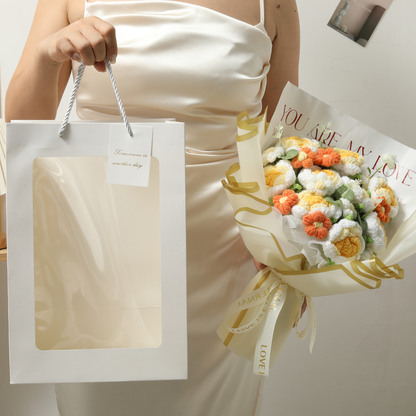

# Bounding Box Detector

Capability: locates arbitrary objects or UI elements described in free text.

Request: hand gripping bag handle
[59,58,133,137]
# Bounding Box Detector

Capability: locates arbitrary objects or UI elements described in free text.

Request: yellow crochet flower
[334,233,361,258]
[321,169,342,188]
[333,149,365,176]
[291,191,342,220]
[281,136,320,153]
[264,160,296,198]
[299,192,331,209]
[323,219,365,262]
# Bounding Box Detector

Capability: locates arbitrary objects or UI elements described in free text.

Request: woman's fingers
[77,21,109,64]
[301,297,307,316]
[89,16,118,62]
[65,31,97,65]
[253,258,267,271]
[54,35,78,63]
[293,297,308,327]
[41,16,117,71]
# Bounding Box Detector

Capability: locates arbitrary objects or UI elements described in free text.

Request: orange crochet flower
[303,211,332,240]
[315,148,341,167]
[273,190,299,215]
[291,147,316,169]
[375,197,391,223]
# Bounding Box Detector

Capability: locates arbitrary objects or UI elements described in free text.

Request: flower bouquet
[217,83,416,375]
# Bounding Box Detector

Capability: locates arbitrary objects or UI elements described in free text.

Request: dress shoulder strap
[259,0,265,26]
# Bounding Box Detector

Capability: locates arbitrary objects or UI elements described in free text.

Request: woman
[6,0,300,415]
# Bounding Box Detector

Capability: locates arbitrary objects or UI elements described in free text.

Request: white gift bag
[7,61,187,384]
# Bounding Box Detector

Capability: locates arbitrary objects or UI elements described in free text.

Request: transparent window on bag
[33,156,162,350]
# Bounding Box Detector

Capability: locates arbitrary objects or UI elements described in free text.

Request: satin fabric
[55,1,272,415]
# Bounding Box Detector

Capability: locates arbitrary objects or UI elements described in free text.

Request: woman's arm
[262,0,300,119]
[5,0,117,122]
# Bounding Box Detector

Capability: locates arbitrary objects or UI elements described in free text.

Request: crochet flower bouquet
[217,83,416,375]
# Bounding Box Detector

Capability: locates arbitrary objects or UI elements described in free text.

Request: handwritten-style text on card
[107,124,153,187]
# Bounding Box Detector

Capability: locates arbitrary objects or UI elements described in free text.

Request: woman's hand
[6,0,118,121]
[38,15,118,72]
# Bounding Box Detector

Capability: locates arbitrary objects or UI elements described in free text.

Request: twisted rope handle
[59,58,133,137]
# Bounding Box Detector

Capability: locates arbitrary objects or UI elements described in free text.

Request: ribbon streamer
[222,267,316,375]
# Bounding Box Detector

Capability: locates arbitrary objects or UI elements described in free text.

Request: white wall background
[1,0,415,415]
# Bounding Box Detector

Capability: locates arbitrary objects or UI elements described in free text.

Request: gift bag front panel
[7,121,187,383]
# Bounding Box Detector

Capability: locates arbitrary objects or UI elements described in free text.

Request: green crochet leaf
[348,173,362,181]
[327,258,335,266]
[280,149,298,160]
[363,236,374,245]
[333,184,348,200]
[289,183,303,193]
[342,189,355,201]
[324,196,342,206]
[354,203,364,212]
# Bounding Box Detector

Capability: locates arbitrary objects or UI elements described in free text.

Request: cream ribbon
[223,267,316,375]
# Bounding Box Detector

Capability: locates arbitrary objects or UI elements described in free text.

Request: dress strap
[259,0,265,26]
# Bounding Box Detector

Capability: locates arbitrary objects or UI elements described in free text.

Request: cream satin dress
[54,0,272,414]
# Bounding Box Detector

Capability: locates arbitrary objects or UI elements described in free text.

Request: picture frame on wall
[327,0,394,47]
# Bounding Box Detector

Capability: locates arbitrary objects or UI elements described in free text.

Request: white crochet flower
[264,160,296,198]
[339,176,365,204]
[291,204,310,220]
[360,246,374,261]
[360,164,370,188]
[368,177,399,219]
[340,198,357,220]
[304,171,335,197]
[382,153,396,169]
[364,212,387,255]
[262,146,284,166]
[297,166,320,189]
[362,196,376,214]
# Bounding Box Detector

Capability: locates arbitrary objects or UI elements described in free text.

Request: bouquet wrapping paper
[217,83,416,375]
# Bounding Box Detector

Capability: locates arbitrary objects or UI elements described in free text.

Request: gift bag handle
[59,58,133,137]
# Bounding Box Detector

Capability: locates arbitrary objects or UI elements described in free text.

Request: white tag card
[107,124,153,187]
